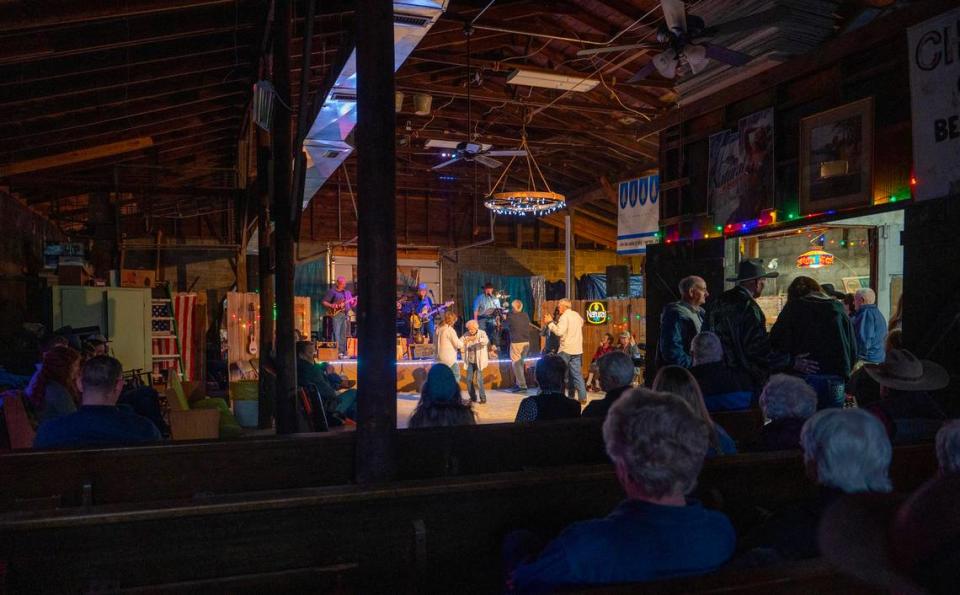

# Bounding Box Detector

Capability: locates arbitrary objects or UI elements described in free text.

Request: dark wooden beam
[355,0,397,485]
[0,0,254,33]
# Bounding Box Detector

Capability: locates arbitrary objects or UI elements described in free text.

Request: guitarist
[322,276,354,357]
[473,282,502,356]
[412,283,436,344]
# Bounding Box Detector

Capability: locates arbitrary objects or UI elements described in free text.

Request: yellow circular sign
[585,301,608,325]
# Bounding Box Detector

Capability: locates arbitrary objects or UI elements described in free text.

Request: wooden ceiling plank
[0,137,155,177]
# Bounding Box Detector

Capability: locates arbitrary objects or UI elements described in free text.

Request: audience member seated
[582,351,634,419]
[25,345,81,424]
[586,333,615,392]
[408,365,476,429]
[688,332,752,412]
[935,420,960,476]
[506,390,735,590]
[742,408,892,562]
[652,365,737,456]
[34,356,161,449]
[515,354,581,422]
[820,474,960,595]
[751,374,818,452]
[296,340,357,421]
[863,349,948,443]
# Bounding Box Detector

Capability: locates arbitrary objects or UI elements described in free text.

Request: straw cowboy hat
[864,349,949,392]
[819,474,960,595]
[726,258,779,283]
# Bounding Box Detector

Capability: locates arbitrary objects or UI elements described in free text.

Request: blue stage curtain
[294,259,328,334]
[461,270,534,322]
[577,274,645,299]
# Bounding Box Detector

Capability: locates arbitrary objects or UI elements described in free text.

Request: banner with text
[908,7,960,201]
[617,174,659,255]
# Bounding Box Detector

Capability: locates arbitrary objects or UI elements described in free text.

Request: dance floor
[395,387,606,428]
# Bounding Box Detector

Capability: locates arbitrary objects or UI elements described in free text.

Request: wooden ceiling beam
[540,211,616,248]
[0,137,155,177]
[395,83,645,116]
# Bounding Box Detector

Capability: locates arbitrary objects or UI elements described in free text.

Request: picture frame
[799,97,874,215]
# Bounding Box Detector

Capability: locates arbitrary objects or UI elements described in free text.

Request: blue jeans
[478,317,498,350]
[448,362,460,382]
[466,362,486,402]
[804,374,846,409]
[332,314,349,355]
[559,352,587,402]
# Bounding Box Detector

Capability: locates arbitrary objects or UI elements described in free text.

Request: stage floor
[395,387,606,428]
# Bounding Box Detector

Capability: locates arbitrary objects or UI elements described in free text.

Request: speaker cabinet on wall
[606,265,630,298]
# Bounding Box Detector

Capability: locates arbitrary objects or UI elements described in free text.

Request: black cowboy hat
[726,259,779,283]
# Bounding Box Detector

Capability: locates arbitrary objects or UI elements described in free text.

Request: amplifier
[316,347,339,362]
[409,343,437,360]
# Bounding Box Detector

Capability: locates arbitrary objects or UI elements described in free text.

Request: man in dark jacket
[706,260,816,394]
[656,276,707,369]
[515,354,581,422]
[770,278,858,409]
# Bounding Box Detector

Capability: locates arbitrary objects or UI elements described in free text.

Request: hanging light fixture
[484,136,566,217]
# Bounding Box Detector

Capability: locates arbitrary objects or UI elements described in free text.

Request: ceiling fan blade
[653,49,679,78]
[463,142,483,153]
[431,157,462,171]
[703,43,753,67]
[576,43,654,57]
[685,44,709,74]
[627,60,659,84]
[700,7,788,38]
[486,150,527,157]
[661,0,687,33]
[473,155,503,168]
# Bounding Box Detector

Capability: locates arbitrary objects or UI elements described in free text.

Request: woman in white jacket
[435,311,462,379]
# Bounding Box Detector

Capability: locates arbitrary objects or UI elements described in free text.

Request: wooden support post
[257,128,275,430]
[355,0,397,484]
[272,0,297,435]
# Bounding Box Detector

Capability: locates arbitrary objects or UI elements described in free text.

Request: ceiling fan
[578,0,778,82]
[428,140,526,171]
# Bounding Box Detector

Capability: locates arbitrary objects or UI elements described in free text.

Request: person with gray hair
[582,351,635,418]
[509,390,735,589]
[752,374,818,451]
[852,286,887,364]
[743,408,892,561]
[936,420,960,475]
[689,331,752,412]
[543,298,587,403]
[504,299,531,392]
[656,275,707,370]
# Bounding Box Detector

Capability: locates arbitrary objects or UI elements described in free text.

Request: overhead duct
[300,0,449,209]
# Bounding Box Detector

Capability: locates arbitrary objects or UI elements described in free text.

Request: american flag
[152,293,198,381]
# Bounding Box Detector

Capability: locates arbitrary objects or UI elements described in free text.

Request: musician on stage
[322,276,354,357]
[413,283,436,344]
[473,282,502,355]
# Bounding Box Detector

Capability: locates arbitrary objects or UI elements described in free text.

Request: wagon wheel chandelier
[484,136,566,217]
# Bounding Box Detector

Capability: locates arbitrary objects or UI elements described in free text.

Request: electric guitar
[419,300,454,323]
[247,302,258,355]
[328,295,358,316]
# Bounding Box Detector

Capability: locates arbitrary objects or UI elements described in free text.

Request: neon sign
[585,301,608,325]
[796,249,835,269]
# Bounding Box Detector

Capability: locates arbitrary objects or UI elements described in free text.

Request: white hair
[678,276,703,296]
[511,300,523,311]
[801,409,892,494]
[855,288,876,304]
[465,319,478,331]
[690,332,723,365]
[760,374,817,421]
[597,351,635,391]
[558,298,572,308]
[936,420,960,475]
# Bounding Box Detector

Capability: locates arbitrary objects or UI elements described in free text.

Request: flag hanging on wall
[617,173,660,255]
[152,293,198,381]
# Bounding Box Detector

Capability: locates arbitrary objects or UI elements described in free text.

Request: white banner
[617,174,659,255]
[908,8,960,201]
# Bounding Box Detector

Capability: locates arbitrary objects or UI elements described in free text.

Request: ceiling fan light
[685,44,709,74]
[653,50,679,79]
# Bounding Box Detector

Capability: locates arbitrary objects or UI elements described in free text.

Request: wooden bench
[0,444,936,592]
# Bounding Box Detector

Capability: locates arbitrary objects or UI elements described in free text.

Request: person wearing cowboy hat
[863,349,948,443]
[706,259,818,394]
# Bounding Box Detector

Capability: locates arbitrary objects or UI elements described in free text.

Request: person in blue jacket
[851,288,887,364]
[656,276,708,369]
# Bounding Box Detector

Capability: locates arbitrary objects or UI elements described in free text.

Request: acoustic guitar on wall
[247,302,258,355]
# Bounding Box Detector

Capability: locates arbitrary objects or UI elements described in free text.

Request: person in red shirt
[586,333,615,392]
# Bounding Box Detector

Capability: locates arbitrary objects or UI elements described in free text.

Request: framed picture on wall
[799,97,874,215]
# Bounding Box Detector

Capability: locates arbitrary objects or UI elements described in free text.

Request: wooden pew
[0,444,936,593]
